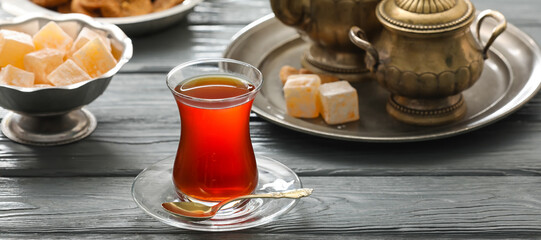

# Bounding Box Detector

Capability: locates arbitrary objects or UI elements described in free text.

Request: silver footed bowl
[0,14,133,146]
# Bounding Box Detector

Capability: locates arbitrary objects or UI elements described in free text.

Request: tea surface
[175,75,255,99]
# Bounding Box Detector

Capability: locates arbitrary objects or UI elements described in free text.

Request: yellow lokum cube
[283,74,321,118]
[71,38,117,78]
[71,27,111,54]
[24,48,64,85]
[32,21,73,54]
[47,59,92,86]
[0,29,35,69]
[0,65,34,88]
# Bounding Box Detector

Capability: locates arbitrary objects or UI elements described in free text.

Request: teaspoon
[162,188,313,220]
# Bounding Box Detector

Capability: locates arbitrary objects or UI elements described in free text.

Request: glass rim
[166,58,263,103]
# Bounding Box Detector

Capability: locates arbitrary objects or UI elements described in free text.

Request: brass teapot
[271,0,382,81]
[349,0,507,125]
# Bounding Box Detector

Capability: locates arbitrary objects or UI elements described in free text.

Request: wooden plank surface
[2,73,541,177]
[1,0,541,238]
[2,176,541,237]
[0,1,539,178]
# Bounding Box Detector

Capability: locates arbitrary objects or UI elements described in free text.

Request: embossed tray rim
[224,14,541,142]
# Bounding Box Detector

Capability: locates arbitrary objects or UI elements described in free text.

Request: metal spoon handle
[243,188,313,199]
[213,188,313,211]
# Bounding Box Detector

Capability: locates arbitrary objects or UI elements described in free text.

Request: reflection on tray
[224,15,541,142]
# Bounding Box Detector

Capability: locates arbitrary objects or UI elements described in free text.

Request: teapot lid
[377,0,475,33]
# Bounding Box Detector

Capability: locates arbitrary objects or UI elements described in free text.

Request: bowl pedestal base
[1,108,97,146]
[386,94,467,126]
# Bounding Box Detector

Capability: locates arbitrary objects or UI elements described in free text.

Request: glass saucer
[131,155,302,232]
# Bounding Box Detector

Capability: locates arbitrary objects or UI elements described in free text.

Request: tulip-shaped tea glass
[166,58,262,203]
[131,59,302,231]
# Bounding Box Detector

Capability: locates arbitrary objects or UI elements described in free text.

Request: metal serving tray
[224,14,541,142]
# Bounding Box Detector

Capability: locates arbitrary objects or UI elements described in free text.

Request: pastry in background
[31,0,185,17]
[153,0,185,12]
[31,0,69,8]
[279,65,339,85]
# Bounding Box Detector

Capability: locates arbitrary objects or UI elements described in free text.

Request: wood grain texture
[1,176,541,237]
[122,0,273,72]
[2,73,541,177]
[1,234,538,240]
[0,0,541,238]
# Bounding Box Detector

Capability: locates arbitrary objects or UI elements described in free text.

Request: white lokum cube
[319,81,360,124]
[283,74,321,118]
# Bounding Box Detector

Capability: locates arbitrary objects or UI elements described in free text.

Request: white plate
[1,0,203,35]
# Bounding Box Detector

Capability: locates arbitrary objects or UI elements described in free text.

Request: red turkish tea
[172,75,258,202]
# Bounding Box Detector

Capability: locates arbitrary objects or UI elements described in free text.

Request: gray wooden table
[2,0,541,239]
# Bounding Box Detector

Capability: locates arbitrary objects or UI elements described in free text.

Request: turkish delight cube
[47,59,91,86]
[71,37,117,78]
[283,74,321,118]
[70,27,111,55]
[0,64,34,88]
[0,29,35,69]
[58,21,82,40]
[279,65,298,85]
[24,48,64,85]
[319,81,359,125]
[32,21,73,54]
[299,68,340,84]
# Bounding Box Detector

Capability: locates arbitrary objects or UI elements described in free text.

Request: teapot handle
[476,10,507,59]
[349,26,379,72]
